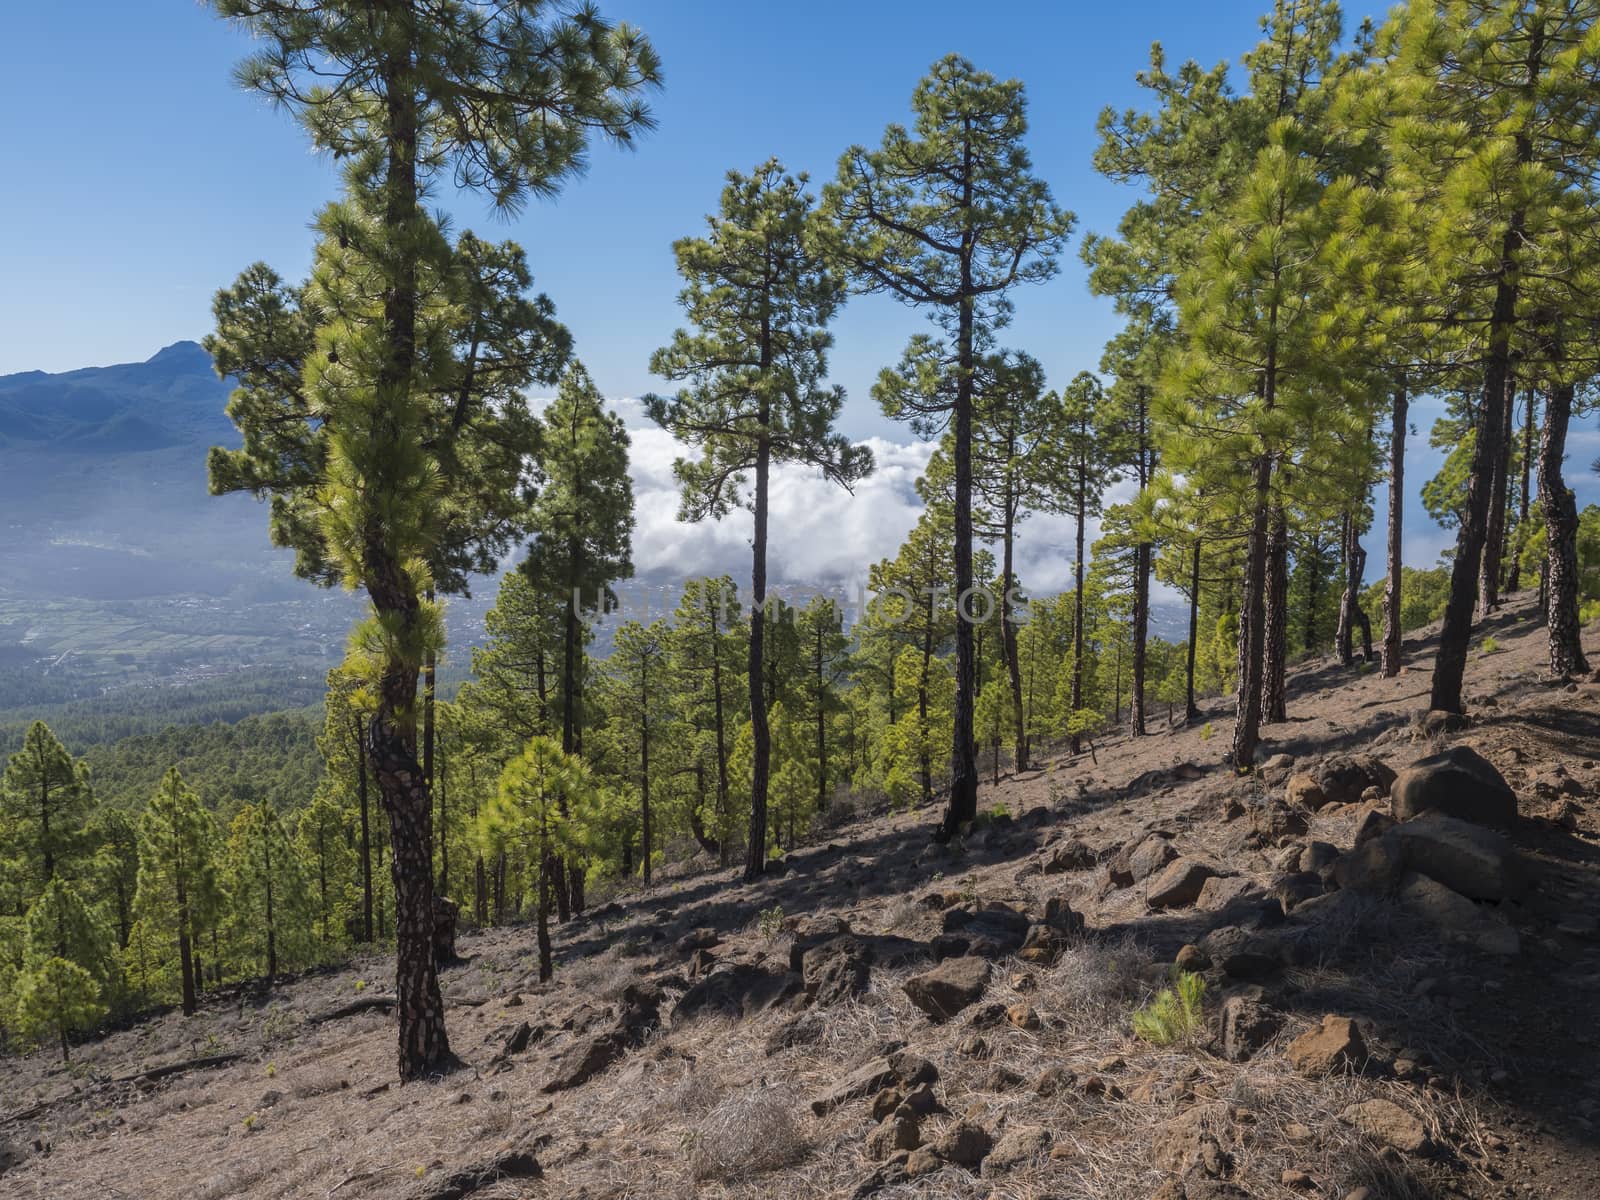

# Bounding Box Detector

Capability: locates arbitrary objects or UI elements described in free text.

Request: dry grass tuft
[687,1085,810,1182]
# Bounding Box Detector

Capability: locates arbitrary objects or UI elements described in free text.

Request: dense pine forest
[4,4,1600,1196]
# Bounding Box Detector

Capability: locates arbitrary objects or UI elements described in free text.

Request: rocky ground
[3,590,1598,1200]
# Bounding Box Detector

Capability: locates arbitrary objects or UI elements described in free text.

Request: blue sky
[3,0,1588,586]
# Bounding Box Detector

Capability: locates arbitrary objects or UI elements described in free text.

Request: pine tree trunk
[354,714,373,944]
[941,287,980,840]
[1432,222,1522,714]
[1185,539,1201,725]
[1539,381,1590,677]
[745,296,774,878]
[919,612,934,807]
[1001,509,1028,771]
[1263,508,1288,724]
[263,812,277,981]
[1507,388,1534,593]
[176,859,196,1017]
[1130,386,1152,736]
[1382,375,1407,676]
[1069,481,1087,755]
[640,658,654,887]
[1232,453,1272,769]
[711,602,731,868]
[536,820,553,982]
[1479,372,1514,617]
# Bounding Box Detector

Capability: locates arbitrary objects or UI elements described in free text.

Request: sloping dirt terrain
[3,592,1598,1200]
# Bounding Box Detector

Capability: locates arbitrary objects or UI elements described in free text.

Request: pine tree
[1370,0,1600,714]
[1059,371,1119,753]
[294,795,353,953]
[646,159,869,882]
[669,578,747,863]
[794,596,849,821]
[0,721,94,907]
[225,802,309,982]
[205,0,660,1081]
[482,738,599,982]
[87,808,140,950]
[825,55,1072,838]
[600,621,674,887]
[12,957,103,1063]
[521,361,634,913]
[22,879,117,997]
[133,768,216,1016]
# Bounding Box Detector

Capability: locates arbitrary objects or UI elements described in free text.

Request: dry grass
[687,1085,810,1182]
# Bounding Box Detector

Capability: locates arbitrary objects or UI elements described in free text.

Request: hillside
[2,591,1595,1200]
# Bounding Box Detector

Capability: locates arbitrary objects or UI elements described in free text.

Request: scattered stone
[1417,709,1468,737]
[1199,925,1283,980]
[1006,1002,1041,1031]
[903,956,991,1021]
[870,1088,904,1122]
[982,1126,1051,1175]
[810,1051,937,1116]
[1398,873,1520,956]
[1340,1098,1429,1153]
[1333,835,1404,895]
[1175,943,1210,972]
[764,1010,826,1056]
[803,934,873,1007]
[1042,840,1096,873]
[903,1083,943,1116]
[1286,773,1328,811]
[1148,857,1222,908]
[981,1064,1025,1091]
[1286,1015,1366,1077]
[541,1032,628,1093]
[1313,755,1397,806]
[675,928,720,954]
[1153,1103,1232,1178]
[1282,1168,1316,1190]
[957,1035,988,1058]
[904,1147,942,1177]
[934,1121,993,1168]
[1112,833,1178,887]
[1096,1054,1126,1072]
[1032,1065,1075,1096]
[1353,809,1397,847]
[1253,797,1311,842]
[1271,872,1323,913]
[413,1142,543,1200]
[1300,841,1340,877]
[1018,923,1064,965]
[866,1109,921,1159]
[1043,895,1085,935]
[1259,753,1297,785]
[1221,994,1281,1062]
[1391,746,1517,829]
[1198,874,1262,912]
[1390,812,1520,901]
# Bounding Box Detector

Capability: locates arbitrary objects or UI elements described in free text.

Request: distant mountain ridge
[0,341,233,453]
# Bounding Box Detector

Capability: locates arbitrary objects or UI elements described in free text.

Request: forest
[3,0,1600,1106]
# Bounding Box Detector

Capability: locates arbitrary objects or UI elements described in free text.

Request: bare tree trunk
[1382,374,1408,676]
[1433,226,1520,713]
[1130,384,1153,736]
[354,714,374,944]
[1232,456,1272,769]
[1538,381,1590,677]
[1001,507,1028,770]
[941,289,980,839]
[1069,479,1087,754]
[744,384,772,878]
[1508,387,1535,594]
[1479,372,1514,617]
[1262,507,1288,724]
[1185,539,1201,725]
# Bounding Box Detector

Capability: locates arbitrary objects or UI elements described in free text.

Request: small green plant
[354,978,367,992]
[242,1114,258,1131]
[1131,970,1207,1045]
[265,1062,277,1078]
[1480,636,1501,655]
[757,904,785,944]
[959,874,979,907]
[1199,722,1215,741]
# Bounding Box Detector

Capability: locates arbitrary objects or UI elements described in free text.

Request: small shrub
[354,978,367,992]
[1199,722,1215,741]
[1131,969,1207,1045]
[1480,635,1501,655]
[757,904,785,945]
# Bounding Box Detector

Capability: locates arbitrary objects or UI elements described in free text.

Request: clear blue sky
[1,0,1322,441]
[12,0,1584,582]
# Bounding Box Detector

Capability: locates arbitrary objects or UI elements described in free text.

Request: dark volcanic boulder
[903,956,991,1021]
[1390,746,1517,829]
